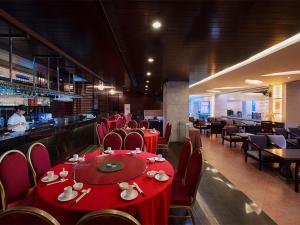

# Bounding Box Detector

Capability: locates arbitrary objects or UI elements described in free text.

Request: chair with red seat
[96,123,105,145]
[139,120,149,129]
[124,132,144,150]
[113,129,127,148]
[103,132,123,150]
[0,150,34,210]
[100,118,108,129]
[0,206,60,225]
[76,209,140,225]
[173,140,193,183]
[101,122,108,136]
[158,123,172,149]
[116,117,124,129]
[127,120,138,129]
[169,150,204,225]
[27,142,51,186]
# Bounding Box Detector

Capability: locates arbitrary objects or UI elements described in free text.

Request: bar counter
[0,118,97,165]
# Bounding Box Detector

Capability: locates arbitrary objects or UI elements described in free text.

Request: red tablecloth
[36,150,174,225]
[144,130,160,154]
[107,120,117,130]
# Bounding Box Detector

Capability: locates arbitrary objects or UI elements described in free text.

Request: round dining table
[36,150,174,225]
[143,129,160,154]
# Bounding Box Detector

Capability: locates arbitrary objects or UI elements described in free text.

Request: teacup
[59,170,68,178]
[107,147,112,151]
[47,171,54,179]
[158,170,167,179]
[157,154,163,160]
[73,182,83,191]
[63,186,73,198]
[149,158,155,163]
[147,170,156,178]
[118,182,129,191]
[135,147,141,152]
[73,154,79,161]
[125,185,134,197]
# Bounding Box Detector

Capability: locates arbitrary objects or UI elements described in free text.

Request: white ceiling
[189,33,300,95]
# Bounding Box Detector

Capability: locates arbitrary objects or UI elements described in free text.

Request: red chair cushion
[175,142,192,182]
[30,144,51,179]
[171,182,192,205]
[101,122,108,136]
[139,120,149,129]
[0,151,30,204]
[103,133,122,150]
[116,118,124,129]
[128,120,138,129]
[7,187,36,209]
[96,124,105,144]
[185,151,203,197]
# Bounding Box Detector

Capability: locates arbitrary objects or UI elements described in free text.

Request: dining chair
[222,125,244,148]
[103,132,123,150]
[267,135,287,149]
[173,140,192,183]
[116,117,124,129]
[76,209,140,225]
[0,206,60,225]
[245,135,280,170]
[113,129,127,148]
[0,150,33,210]
[27,142,51,185]
[96,123,105,145]
[158,123,172,149]
[100,118,108,130]
[169,150,204,225]
[127,120,138,129]
[124,132,144,150]
[139,120,149,129]
[101,122,108,136]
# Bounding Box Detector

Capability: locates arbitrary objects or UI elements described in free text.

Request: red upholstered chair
[100,118,108,130]
[116,117,124,129]
[139,120,149,129]
[113,129,127,148]
[127,120,138,129]
[76,209,140,225]
[101,122,108,136]
[173,140,193,183]
[169,150,203,225]
[103,132,123,150]
[96,123,105,145]
[0,150,34,210]
[27,142,51,185]
[124,132,144,150]
[158,123,170,141]
[0,206,60,225]
[158,123,172,149]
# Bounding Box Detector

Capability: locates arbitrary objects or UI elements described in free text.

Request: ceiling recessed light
[214,86,246,90]
[148,57,154,63]
[145,85,148,88]
[152,20,162,29]
[244,92,263,96]
[261,70,300,76]
[146,72,151,76]
[206,90,221,93]
[146,80,149,83]
[245,79,263,85]
[288,76,291,79]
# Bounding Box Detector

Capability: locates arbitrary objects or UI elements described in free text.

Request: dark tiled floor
[166,142,277,225]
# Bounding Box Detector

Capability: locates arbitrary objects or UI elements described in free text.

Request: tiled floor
[200,135,300,225]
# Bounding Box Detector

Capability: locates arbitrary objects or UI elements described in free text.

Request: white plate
[57,191,78,202]
[41,175,59,183]
[155,174,169,182]
[104,150,114,154]
[155,157,166,162]
[120,190,138,200]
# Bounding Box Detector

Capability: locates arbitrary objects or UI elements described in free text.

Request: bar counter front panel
[0,118,97,165]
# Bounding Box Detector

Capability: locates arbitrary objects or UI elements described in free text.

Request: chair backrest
[224,125,239,135]
[96,124,105,145]
[211,122,224,134]
[184,150,203,205]
[0,206,60,225]
[100,118,108,129]
[177,140,193,179]
[101,122,108,136]
[267,135,287,149]
[288,128,300,137]
[248,135,268,150]
[165,123,172,142]
[116,117,124,129]
[113,129,127,148]
[27,143,51,185]
[139,120,149,129]
[0,150,30,209]
[103,132,122,150]
[261,121,273,133]
[128,120,138,129]
[76,209,140,225]
[274,128,288,139]
[132,129,144,138]
[124,132,144,150]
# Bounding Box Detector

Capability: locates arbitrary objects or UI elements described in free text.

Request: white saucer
[41,175,59,183]
[57,191,78,202]
[120,190,138,200]
[104,150,114,154]
[155,174,169,182]
[68,157,78,162]
[155,157,166,162]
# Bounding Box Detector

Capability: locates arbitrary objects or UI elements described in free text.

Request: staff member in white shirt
[7,105,28,132]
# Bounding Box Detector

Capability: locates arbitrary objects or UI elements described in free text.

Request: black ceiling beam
[0,9,104,82]
[97,0,137,87]
[0,33,29,38]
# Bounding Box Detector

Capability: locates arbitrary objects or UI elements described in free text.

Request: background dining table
[36,150,174,225]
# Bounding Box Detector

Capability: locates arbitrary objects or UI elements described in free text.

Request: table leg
[279,160,293,179]
[295,162,299,192]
